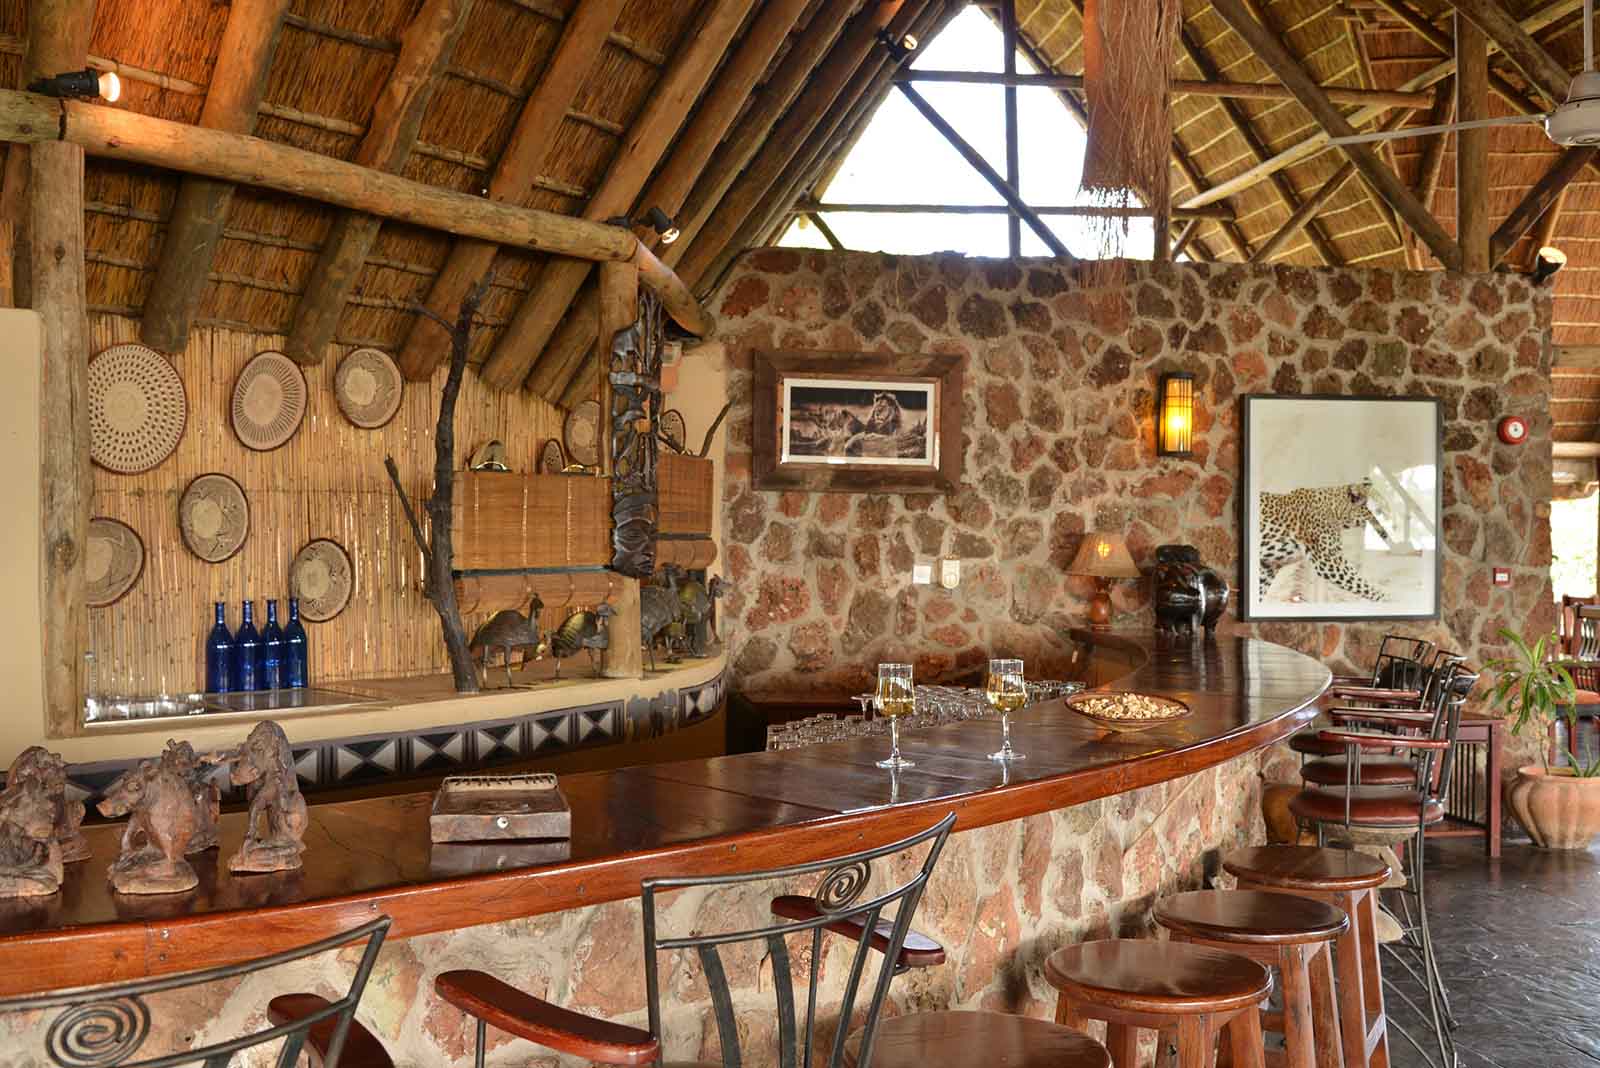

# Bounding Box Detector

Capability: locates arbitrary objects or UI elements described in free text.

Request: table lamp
[1068,532,1142,630]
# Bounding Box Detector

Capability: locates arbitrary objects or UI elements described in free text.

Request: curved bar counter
[0,631,1327,996]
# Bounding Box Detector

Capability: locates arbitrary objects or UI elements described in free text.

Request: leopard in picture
[1256,479,1391,602]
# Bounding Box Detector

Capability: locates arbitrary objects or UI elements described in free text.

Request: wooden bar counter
[0,631,1327,996]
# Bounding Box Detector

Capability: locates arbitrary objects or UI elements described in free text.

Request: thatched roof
[20,0,1600,413]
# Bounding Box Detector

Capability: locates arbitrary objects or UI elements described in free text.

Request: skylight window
[778,6,1155,259]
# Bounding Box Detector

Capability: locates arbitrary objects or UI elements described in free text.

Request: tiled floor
[1388,837,1600,1068]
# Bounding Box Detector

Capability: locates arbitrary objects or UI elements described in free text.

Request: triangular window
[777,5,1155,259]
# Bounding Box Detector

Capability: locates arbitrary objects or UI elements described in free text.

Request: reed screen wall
[87,315,571,697]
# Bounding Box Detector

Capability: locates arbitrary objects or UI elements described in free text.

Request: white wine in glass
[875,663,915,769]
[987,658,1027,762]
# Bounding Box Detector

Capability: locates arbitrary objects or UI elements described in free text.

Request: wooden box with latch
[429,772,572,843]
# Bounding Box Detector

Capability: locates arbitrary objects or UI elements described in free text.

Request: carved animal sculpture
[673,574,718,658]
[1153,545,1231,637]
[6,746,88,863]
[226,721,308,874]
[470,595,546,689]
[0,775,62,897]
[549,603,616,679]
[705,576,729,647]
[99,755,201,894]
[1256,479,1391,603]
[162,740,222,852]
[640,569,682,672]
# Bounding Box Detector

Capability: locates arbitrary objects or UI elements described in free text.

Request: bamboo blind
[87,315,567,696]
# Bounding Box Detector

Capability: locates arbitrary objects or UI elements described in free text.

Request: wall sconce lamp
[606,207,680,245]
[1156,372,1195,457]
[30,68,121,102]
[1532,246,1567,285]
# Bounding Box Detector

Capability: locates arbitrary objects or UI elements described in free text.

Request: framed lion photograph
[1240,394,1442,622]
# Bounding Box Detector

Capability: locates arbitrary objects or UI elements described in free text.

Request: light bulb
[98,70,121,102]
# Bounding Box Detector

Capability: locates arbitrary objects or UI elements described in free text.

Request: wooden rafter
[895,68,1437,107]
[1410,78,1454,268]
[1179,0,1582,210]
[479,0,758,393]
[139,0,291,353]
[283,0,473,366]
[1367,0,1546,115]
[395,0,628,380]
[1533,184,1569,265]
[671,0,914,291]
[1208,0,1463,270]
[1457,14,1491,272]
[1492,148,1599,264]
[1438,0,1572,104]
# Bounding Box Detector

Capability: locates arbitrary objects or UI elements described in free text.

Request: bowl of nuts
[1063,691,1191,732]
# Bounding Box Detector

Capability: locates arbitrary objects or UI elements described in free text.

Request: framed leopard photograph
[1240,394,1442,622]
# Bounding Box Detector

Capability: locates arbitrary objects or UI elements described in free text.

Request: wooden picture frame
[1239,393,1443,622]
[752,350,964,494]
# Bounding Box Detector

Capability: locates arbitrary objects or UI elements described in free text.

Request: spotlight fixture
[29,68,120,102]
[875,28,919,62]
[1532,245,1567,285]
[1156,372,1196,457]
[606,207,680,245]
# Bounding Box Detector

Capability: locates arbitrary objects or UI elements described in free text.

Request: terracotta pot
[1506,765,1600,850]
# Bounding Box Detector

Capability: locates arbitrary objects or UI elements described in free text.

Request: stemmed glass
[874,663,916,769]
[986,658,1027,762]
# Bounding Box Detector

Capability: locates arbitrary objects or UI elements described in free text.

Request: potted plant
[1488,628,1600,849]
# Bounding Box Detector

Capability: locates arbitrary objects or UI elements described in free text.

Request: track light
[875,28,918,62]
[641,206,680,245]
[29,68,120,102]
[1533,245,1567,285]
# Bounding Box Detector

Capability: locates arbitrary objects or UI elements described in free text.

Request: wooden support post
[598,259,641,680]
[483,0,757,394]
[283,0,472,365]
[396,0,627,380]
[139,0,290,352]
[1368,0,1542,115]
[1001,0,1021,257]
[28,0,94,735]
[1491,147,1598,265]
[1457,14,1491,273]
[1410,78,1454,268]
[1439,0,1573,104]
[809,212,846,251]
[1208,0,1461,270]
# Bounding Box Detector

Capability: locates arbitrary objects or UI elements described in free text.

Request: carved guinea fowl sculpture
[549,602,616,679]
[640,569,682,672]
[469,595,546,688]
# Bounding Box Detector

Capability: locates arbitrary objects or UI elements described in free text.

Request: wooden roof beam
[139,0,291,352]
[1366,0,1547,114]
[895,68,1436,107]
[1457,14,1491,272]
[283,0,472,366]
[1437,0,1572,105]
[0,90,707,334]
[1209,0,1463,270]
[1180,0,1581,209]
[1408,78,1454,268]
[395,0,628,381]
[672,0,918,291]
[480,0,758,393]
[1491,147,1598,264]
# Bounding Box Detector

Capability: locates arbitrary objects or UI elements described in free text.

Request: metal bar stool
[1222,847,1392,1068]
[1044,940,1273,1068]
[1154,890,1349,1068]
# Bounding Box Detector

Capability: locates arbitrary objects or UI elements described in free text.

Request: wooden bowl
[1064,690,1191,733]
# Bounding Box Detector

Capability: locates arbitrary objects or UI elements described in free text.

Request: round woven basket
[232,351,308,451]
[87,344,187,474]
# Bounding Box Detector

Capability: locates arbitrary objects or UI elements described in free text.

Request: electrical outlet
[1492,567,1511,588]
[912,561,933,585]
[940,559,960,589]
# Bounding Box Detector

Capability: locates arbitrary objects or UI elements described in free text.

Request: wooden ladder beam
[395,0,627,381]
[1208,0,1463,270]
[480,0,759,393]
[282,0,473,366]
[138,0,291,352]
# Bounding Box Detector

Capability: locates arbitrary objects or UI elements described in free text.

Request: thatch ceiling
[16,0,1600,408]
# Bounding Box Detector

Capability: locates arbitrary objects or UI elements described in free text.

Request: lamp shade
[1068,532,1142,579]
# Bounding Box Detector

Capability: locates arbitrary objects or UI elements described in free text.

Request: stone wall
[714,251,1554,763]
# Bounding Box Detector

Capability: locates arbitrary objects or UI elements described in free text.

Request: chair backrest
[1571,605,1600,661]
[640,812,956,1068]
[1422,660,1480,802]
[1369,635,1434,689]
[1561,595,1600,643]
[0,916,390,1068]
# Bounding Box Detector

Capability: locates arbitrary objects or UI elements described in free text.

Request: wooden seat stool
[1154,890,1349,1068]
[1222,847,1391,1068]
[1044,940,1273,1068]
[845,1011,1112,1068]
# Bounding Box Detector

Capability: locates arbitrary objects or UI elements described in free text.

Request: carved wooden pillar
[599,259,643,680]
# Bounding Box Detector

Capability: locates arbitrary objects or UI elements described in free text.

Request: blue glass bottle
[233,600,260,692]
[259,599,284,691]
[284,597,309,689]
[204,602,233,694]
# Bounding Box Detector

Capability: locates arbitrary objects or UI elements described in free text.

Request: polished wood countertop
[0,631,1326,995]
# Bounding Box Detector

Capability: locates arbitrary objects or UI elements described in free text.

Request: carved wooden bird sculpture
[640,569,682,672]
[469,595,545,688]
[549,603,616,679]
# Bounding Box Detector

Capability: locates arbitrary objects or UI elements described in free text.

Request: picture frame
[752,350,964,493]
[1239,394,1442,622]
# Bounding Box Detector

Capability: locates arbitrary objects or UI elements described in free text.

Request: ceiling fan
[1328,0,1600,148]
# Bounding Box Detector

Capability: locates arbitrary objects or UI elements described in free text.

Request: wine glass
[986,658,1027,762]
[874,662,916,770]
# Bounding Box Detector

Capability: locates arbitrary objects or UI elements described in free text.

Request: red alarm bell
[1498,416,1528,445]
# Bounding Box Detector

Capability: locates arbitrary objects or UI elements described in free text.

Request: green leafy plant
[1486,628,1600,777]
